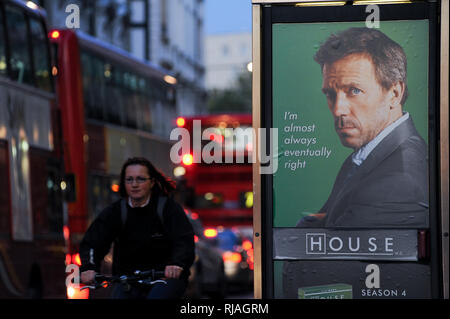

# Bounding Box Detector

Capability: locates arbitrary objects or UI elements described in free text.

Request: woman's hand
[81,270,97,284]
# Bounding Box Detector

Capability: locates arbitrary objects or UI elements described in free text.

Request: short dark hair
[119,157,176,198]
[314,27,408,105]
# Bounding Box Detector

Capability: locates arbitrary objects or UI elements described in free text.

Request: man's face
[322,53,399,150]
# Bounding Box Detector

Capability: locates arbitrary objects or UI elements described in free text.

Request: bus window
[29,17,52,92]
[0,8,7,77]
[105,63,123,126]
[5,5,33,86]
[81,51,106,121]
[124,74,138,129]
[80,51,96,119]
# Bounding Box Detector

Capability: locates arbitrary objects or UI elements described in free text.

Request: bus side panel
[0,140,11,235]
[29,148,66,298]
[86,123,107,173]
[57,30,88,238]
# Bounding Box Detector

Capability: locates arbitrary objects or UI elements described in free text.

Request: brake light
[204,228,218,238]
[223,251,242,264]
[72,253,81,266]
[242,240,253,251]
[246,248,254,270]
[182,154,194,166]
[49,30,60,39]
[65,254,71,266]
[63,225,70,241]
[67,285,76,299]
[67,284,89,299]
[176,117,186,127]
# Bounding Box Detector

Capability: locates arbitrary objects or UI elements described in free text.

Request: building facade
[38,0,206,116]
[204,32,252,90]
[147,0,206,116]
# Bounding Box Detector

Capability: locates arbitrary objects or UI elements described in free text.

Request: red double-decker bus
[173,114,253,227]
[49,28,177,298]
[0,0,66,298]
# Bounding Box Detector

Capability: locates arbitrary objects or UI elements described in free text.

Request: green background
[272,20,429,228]
[272,20,429,298]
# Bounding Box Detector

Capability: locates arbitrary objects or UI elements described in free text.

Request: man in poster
[297,27,429,229]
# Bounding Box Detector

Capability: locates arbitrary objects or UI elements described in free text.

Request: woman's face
[124,164,154,201]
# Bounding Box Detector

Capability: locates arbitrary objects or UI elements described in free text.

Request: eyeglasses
[125,177,152,184]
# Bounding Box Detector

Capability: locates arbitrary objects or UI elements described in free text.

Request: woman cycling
[79,157,195,299]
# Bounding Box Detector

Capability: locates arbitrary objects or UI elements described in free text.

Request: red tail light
[190,212,199,220]
[182,154,194,166]
[65,254,71,266]
[49,30,60,39]
[246,249,254,270]
[67,285,89,299]
[204,228,218,238]
[223,251,242,263]
[72,253,81,266]
[63,225,70,241]
[176,117,186,127]
[242,240,253,251]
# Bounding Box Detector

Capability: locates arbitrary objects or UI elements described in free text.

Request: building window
[160,0,169,44]
[222,45,229,57]
[5,5,33,86]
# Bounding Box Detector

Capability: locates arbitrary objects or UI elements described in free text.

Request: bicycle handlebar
[80,269,167,291]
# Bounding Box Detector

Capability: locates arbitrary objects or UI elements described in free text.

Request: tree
[207,71,252,114]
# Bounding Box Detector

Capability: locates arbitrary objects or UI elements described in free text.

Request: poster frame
[251,0,449,299]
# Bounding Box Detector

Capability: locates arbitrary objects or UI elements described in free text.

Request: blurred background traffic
[0,0,254,299]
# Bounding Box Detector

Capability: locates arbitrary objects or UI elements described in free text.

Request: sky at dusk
[204,0,252,34]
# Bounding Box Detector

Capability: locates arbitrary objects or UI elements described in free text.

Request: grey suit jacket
[298,116,429,229]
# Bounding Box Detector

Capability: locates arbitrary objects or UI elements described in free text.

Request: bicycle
[80,269,167,292]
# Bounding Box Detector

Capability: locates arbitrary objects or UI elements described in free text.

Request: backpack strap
[157,196,167,224]
[120,199,127,225]
[114,199,128,244]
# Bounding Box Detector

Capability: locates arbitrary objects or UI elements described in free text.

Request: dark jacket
[79,194,195,280]
[284,117,429,298]
[297,116,429,229]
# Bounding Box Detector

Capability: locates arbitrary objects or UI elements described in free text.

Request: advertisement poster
[271,20,431,298]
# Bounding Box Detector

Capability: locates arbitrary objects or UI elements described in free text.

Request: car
[184,209,227,298]
[209,226,254,291]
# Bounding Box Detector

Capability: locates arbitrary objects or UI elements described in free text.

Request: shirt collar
[352,112,409,166]
[128,196,150,208]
